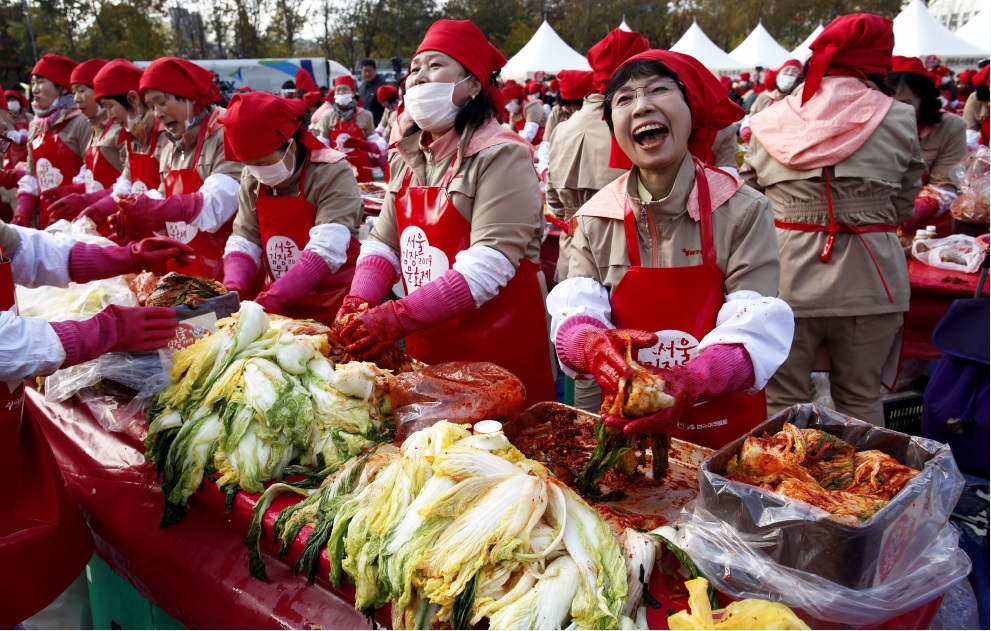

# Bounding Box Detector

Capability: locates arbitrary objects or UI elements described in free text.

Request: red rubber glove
[254,251,331,314]
[334,254,398,326]
[901,195,941,233]
[68,237,195,282]
[40,183,85,207]
[222,251,259,296]
[49,305,179,368]
[79,194,119,227]
[342,136,364,150]
[12,193,37,227]
[0,168,25,189]
[556,316,659,394]
[110,193,203,242]
[602,344,755,434]
[740,126,753,144]
[49,189,111,222]
[340,268,475,359]
[130,236,196,274]
[361,140,382,155]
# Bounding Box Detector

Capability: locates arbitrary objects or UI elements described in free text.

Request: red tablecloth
[904,260,988,361]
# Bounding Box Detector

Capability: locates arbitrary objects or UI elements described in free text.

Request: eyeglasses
[0,135,11,155]
[609,82,679,109]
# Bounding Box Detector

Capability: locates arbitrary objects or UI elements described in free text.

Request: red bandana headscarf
[803,13,893,105]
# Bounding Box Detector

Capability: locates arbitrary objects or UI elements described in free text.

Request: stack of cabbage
[251,420,659,630]
[145,301,393,525]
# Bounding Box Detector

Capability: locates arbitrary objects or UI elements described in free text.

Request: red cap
[221,91,325,161]
[333,75,356,90]
[740,72,751,81]
[31,54,77,91]
[69,58,108,88]
[140,57,220,106]
[502,83,524,102]
[890,55,934,82]
[803,13,893,105]
[4,89,29,111]
[93,59,143,101]
[414,19,507,85]
[974,65,990,87]
[295,68,318,93]
[609,50,745,169]
[587,28,650,93]
[779,59,802,72]
[376,84,398,102]
[557,70,595,100]
[526,80,543,94]
[958,69,976,84]
[549,79,559,91]
[302,91,323,109]
[762,69,778,91]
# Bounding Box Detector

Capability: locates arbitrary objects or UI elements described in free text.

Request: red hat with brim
[69,58,108,88]
[31,54,77,91]
[414,19,507,85]
[557,70,595,101]
[221,91,325,161]
[140,57,221,107]
[93,58,143,101]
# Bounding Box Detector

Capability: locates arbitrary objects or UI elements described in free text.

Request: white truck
[135,58,352,94]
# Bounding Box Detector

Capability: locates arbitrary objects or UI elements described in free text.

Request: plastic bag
[949,145,990,225]
[390,361,526,441]
[16,275,138,321]
[911,233,987,273]
[44,351,165,405]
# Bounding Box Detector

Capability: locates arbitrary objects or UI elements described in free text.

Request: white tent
[893,0,987,56]
[729,21,793,69]
[501,20,591,81]
[618,17,632,32]
[955,8,991,54]
[791,23,823,62]
[670,21,747,71]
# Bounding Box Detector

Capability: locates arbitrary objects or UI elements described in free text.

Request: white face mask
[247,140,295,187]
[404,77,470,132]
[505,100,521,114]
[941,76,950,85]
[776,74,797,93]
[7,100,20,113]
[335,93,354,107]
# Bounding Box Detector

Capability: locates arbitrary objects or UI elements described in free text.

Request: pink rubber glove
[334,254,398,325]
[740,126,752,144]
[361,140,382,155]
[12,193,37,227]
[602,344,756,434]
[901,195,941,233]
[0,168,25,189]
[340,268,474,358]
[50,305,179,368]
[555,315,658,394]
[254,251,331,313]
[69,237,195,283]
[223,251,259,295]
[40,183,85,207]
[79,194,119,228]
[110,193,203,242]
[49,189,111,223]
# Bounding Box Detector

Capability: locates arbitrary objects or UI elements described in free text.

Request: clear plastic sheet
[676,404,971,626]
[43,352,164,405]
[390,361,526,441]
[949,145,990,225]
[912,234,987,273]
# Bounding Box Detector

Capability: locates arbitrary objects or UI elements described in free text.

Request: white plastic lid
[915,229,929,238]
[473,420,503,435]
[925,225,937,233]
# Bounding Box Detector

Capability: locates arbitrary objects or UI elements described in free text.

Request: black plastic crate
[884,393,924,436]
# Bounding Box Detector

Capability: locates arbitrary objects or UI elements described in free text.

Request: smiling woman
[546,49,795,450]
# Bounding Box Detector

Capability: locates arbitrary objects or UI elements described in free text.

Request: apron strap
[169,116,210,171]
[694,159,716,266]
[621,195,642,268]
[399,142,463,190]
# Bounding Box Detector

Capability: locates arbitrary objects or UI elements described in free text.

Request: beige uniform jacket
[962,92,988,130]
[546,95,626,280]
[749,90,784,117]
[312,108,376,140]
[711,124,739,169]
[544,105,565,142]
[921,113,967,193]
[26,110,92,177]
[742,100,924,318]
[233,152,363,246]
[378,108,396,138]
[570,154,780,298]
[525,99,547,126]
[157,112,243,189]
[87,114,125,175]
[371,123,543,268]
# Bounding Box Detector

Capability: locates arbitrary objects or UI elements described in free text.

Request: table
[904,260,988,361]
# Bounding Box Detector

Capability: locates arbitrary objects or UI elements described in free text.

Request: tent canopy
[618,17,632,32]
[670,21,746,71]
[955,8,991,54]
[729,21,793,69]
[893,0,987,56]
[501,20,591,81]
[791,23,823,62]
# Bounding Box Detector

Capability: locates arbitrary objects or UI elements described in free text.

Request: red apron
[394,153,556,407]
[331,118,374,183]
[83,119,122,193]
[256,158,359,325]
[127,123,163,195]
[4,120,29,169]
[31,110,85,228]
[162,120,233,280]
[610,160,766,449]
[0,249,93,628]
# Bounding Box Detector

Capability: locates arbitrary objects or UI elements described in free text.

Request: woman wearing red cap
[220,91,362,323]
[375,84,400,141]
[744,14,924,426]
[547,50,792,448]
[962,64,989,148]
[739,59,803,144]
[536,69,595,175]
[336,18,556,407]
[311,75,382,182]
[885,56,967,234]
[9,54,93,228]
[502,81,547,145]
[3,90,31,171]
[110,57,244,281]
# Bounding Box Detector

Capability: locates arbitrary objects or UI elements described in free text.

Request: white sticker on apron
[131,180,149,195]
[266,236,301,280]
[35,158,63,191]
[399,225,449,292]
[165,220,198,244]
[84,168,97,194]
[637,330,700,371]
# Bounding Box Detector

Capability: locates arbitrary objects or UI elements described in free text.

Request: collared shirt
[418,126,460,164]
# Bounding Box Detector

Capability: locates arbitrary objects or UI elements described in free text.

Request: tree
[231,0,267,58]
[267,0,307,56]
[86,0,170,60]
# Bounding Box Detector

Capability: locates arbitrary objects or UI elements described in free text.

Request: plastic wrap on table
[390,361,526,441]
[16,275,138,321]
[949,145,989,225]
[912,234,987,273]
[43,352,164,405]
